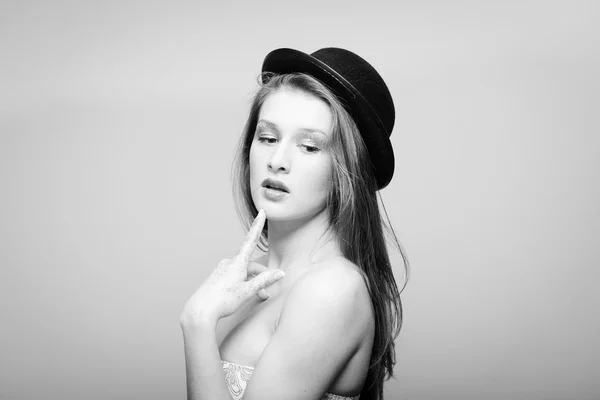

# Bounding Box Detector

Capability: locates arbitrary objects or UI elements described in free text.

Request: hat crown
[310,48,395,136]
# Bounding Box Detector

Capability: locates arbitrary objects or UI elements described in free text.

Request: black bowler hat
[262,47,396,190]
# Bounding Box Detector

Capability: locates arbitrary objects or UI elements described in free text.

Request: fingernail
[274,271,285,280]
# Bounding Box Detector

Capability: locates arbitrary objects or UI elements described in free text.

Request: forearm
[182,319,231,400]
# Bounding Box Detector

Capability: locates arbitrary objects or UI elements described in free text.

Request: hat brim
[262,48,394,190]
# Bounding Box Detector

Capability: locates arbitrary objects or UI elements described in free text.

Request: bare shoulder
[298,257,369,297]
[244,258,374,397]
[282,257,374,344]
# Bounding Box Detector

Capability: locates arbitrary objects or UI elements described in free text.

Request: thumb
[247,270,285,296]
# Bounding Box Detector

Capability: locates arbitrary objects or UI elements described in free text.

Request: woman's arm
[182,318,231,400]
[242,261,372,400]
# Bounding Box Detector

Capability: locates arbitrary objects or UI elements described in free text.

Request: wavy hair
[231,73,409,400]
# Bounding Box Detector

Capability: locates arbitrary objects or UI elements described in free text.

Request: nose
[267,142,290,173]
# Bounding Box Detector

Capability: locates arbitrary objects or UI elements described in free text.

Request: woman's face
[249,88,334,222]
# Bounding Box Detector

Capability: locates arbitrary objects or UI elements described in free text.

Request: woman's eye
[257,136,277,144]
[302,144,320,153]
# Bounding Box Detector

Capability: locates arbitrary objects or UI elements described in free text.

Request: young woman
[180,48,408,400]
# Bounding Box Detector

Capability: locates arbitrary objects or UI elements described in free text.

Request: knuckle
[260,275,272,288]
[250,279,262,292]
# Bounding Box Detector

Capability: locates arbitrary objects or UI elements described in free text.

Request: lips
[261,178,290,193]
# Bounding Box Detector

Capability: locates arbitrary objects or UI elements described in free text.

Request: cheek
[307,157,333,194]
[248,144,261,178]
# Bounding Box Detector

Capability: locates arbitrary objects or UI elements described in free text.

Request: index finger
[235,209,266,264]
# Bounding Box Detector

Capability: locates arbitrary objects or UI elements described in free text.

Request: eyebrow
[257,119,328,138]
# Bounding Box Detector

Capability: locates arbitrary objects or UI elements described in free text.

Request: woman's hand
[180,209,285,329]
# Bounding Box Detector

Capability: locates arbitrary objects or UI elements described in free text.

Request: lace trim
[222,360,253,400]
[221,360,359,400]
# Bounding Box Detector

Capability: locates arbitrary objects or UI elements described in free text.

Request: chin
[252,199,290,221]
[254,199,326,224]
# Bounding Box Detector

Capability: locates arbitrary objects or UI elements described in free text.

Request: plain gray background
[1,1,599,399]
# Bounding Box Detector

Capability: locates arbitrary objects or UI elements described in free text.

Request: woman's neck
[265,208,341,271]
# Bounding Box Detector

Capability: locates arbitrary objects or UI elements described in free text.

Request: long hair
[231,73,409,400]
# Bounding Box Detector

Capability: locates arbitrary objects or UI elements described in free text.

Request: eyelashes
[256,135,322,154]
[302,144,320,153]
[257,136,277,145]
